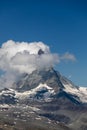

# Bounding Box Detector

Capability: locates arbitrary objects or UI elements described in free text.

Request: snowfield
[63,83,87,103]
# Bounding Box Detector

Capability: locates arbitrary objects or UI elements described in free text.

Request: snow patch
[63,83,87,103]
[16,83,55,101]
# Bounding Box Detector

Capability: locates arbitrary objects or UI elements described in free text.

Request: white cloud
[0,40,58,74]
[0,40,76,89]
[60,52,76,61]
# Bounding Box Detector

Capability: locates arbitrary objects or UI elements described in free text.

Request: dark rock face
[38,49,44,55]
[0,95,16,104]
[13,68,64,92]
[53,90,81,105]
[0,88,17,104]
[39,113,70,124]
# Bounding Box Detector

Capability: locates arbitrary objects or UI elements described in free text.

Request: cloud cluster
[0,40,76,88]
[0,40,59,74]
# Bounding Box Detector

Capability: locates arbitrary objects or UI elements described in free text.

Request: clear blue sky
[0,0,87,86]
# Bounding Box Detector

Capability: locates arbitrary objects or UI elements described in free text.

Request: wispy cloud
[60,52,76,61]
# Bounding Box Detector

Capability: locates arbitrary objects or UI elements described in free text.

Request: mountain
[0,67,87,130]
[11,67,87,104]
[13,67,64,92]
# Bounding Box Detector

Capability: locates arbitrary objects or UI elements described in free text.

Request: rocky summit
[0,67,87,130]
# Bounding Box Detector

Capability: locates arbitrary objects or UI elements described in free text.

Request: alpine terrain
[0,67,87,130]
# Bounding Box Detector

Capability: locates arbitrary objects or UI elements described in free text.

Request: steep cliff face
[13,68,64,92]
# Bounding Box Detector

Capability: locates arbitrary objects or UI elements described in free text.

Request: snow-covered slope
[63,83,87,103]
[0,83,55,103]
[16,83,55,101]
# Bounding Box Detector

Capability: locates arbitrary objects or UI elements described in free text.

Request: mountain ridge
[0,67,87,104]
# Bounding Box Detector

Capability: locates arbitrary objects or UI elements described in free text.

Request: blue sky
[0,0,87,86]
